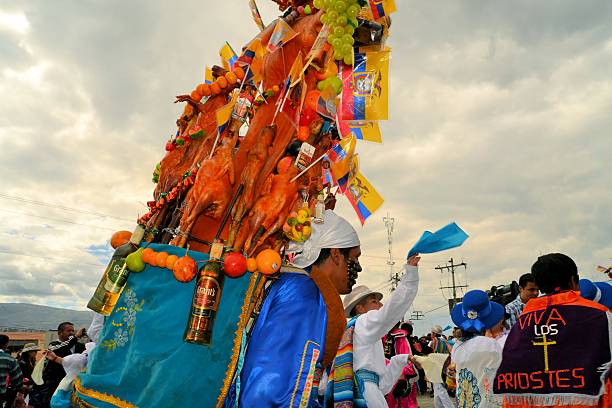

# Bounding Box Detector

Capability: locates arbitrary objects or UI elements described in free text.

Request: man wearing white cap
[227,210,362,408]
[325,254,420,407]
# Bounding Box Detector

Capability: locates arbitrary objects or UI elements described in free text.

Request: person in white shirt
[450,290,504,408]
[337,254,420,408]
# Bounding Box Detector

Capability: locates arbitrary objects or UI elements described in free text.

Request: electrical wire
[0,208,123,232]
[0,193,133,222]
[0,249,104,268]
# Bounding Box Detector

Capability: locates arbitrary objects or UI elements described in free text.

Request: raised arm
[354,257,420,345]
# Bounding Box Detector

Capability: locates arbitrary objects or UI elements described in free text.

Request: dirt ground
[416,393,435,408]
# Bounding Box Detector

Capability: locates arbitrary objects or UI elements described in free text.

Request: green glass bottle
[87,225,145,315]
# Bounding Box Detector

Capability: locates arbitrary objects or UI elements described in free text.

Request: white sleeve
[87,313,105,343]
[354,265,419,345]
[379,354,409,395]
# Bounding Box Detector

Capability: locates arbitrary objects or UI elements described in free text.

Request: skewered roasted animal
[154,94,227,199]
[172,133,237,247]
[234,165,300,255]
[228,125,275,246]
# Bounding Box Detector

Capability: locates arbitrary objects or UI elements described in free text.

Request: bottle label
[104,259,129,294]
[192,276,221,316]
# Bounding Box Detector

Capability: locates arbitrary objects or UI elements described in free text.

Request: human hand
[76,328,86,339]
[407,254,420,266]
[44,350,57,361]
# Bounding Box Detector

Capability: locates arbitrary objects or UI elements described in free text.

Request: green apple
[126,248,145,273]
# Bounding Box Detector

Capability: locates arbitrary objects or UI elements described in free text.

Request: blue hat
[579,279,612,308]
[451,290,504,333]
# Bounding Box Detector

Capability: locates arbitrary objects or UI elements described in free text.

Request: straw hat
[342,285,383,318]
[21,343,41,353]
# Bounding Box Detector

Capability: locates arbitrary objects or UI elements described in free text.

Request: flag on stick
[219,42,238,71]
[249,0,266,31]
[204,66,214,84]
[345,165,384,225]
[340,48,390,121]
[368,0,397,20]
[337,118,382,143]
[267,19,298,53]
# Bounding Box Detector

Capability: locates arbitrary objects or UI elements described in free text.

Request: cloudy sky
[1,1,611,335]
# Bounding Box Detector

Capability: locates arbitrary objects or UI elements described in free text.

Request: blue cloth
[225,272,328,408]
[407,222,469,257]
[73,243,251,408]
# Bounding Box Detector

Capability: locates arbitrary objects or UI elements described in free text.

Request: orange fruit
[196,83,209,95]
[217,76,228,89]
[297,126,310,141]
[255,249,282,276]
[110,230,131,249]
[190,90,202,101]
[225,71,238,85]
[155,251,169,268]
[142,248,157,266]
[246,257,258,273]
[234,66,245,80]
[210,82,221,95]
[172,256,197,282]
[166,254,179,270]
[272,85,280,94]
[305,90,320,112]
[200,84,211,97]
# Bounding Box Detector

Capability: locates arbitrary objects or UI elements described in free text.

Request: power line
[0,193,133,222]
[436,258,469,313]
[0,249,104,268]
[0,208,122,232]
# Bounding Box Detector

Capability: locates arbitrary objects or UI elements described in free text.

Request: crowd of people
[1,210,611,408]
[0,316,102,408]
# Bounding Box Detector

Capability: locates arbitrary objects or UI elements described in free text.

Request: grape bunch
[313,0,361,65]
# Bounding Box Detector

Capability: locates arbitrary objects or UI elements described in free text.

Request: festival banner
[267,19,298,53]
[249,0,265,31]
[340,48,390,121]
[219,42,238,71]
[337,118,382,143]
[368,0,397,20]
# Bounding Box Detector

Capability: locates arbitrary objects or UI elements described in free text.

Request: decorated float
[73,0,397,406]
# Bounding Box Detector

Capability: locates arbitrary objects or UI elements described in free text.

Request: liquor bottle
[86,225,145,315]
[184,241,225,345]
[313,191,325,224]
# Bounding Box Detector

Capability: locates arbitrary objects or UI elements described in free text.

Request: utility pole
[383,212,398,290]
[436,258,468,312]
[410,311,424,320]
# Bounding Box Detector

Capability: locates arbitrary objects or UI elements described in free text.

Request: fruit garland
[139,167,199,224]
[126,246,282,283]
[165,125,206,152]
[189,66,247,103]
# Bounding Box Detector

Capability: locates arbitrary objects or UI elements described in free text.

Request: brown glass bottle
[86,225,145,315]
[184,242,225,345]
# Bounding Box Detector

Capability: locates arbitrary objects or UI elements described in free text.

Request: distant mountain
[0,303,93,332]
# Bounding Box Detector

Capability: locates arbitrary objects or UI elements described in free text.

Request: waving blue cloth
[407,222,468,258]
[70,243,251,408]
[225,270,328,408]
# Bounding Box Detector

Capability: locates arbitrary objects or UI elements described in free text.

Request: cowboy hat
[21,343,41,353]
[580,279,612,308]
[431,325,443,335]
[342,285,383,317]
[451,289,504,333]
